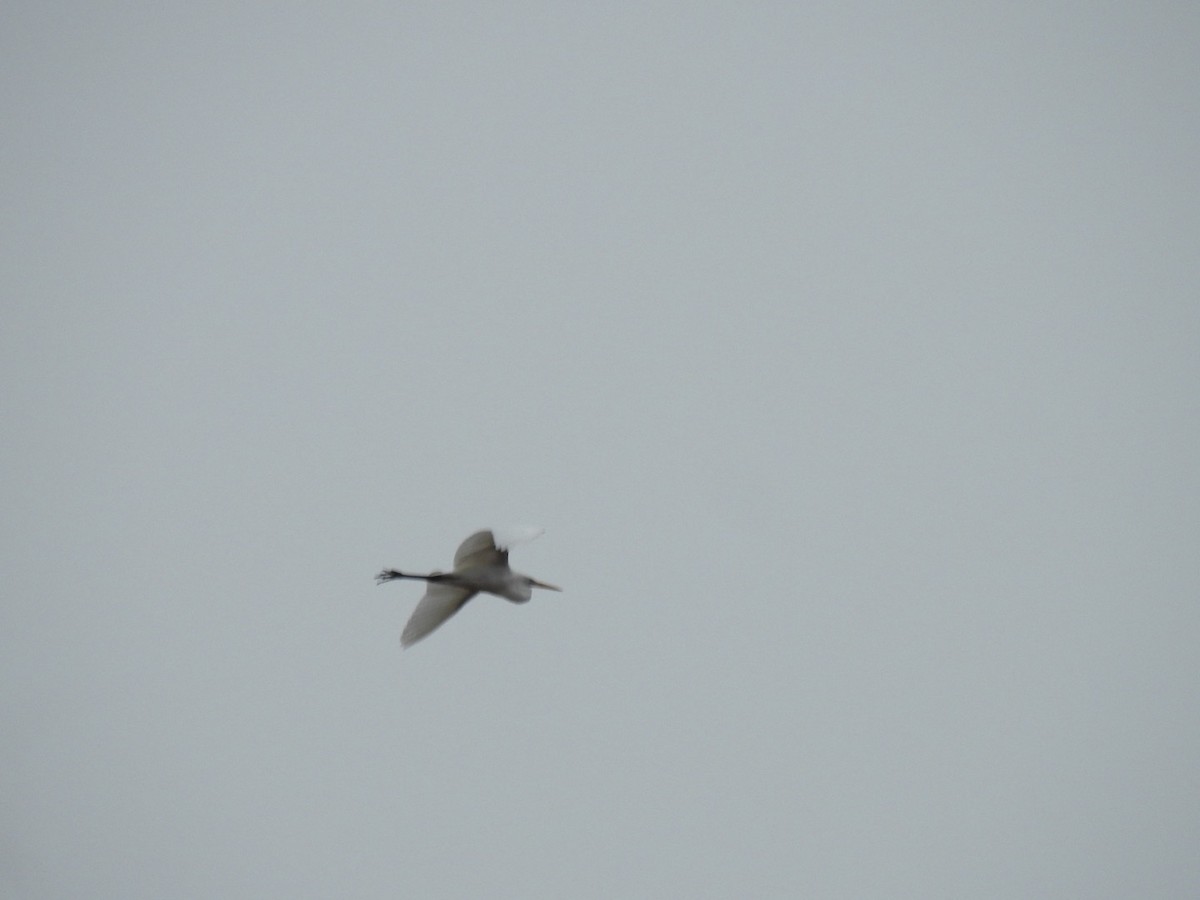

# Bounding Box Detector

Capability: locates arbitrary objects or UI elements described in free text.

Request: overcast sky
[3,3,1198,898]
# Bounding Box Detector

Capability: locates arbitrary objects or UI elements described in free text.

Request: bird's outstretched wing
[453,527,545,571]
[453,530,507,570]
[401,583,477,648]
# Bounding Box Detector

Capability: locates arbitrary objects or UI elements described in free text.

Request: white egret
[376,528,561,647]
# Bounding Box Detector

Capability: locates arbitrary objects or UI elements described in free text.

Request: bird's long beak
[531,579,562,592]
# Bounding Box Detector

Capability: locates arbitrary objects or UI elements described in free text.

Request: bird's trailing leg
[375,569,444,585]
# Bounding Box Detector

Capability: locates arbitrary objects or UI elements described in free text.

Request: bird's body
[376,528,560,647]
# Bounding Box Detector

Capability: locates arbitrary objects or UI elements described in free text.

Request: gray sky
[3,3,1198,897]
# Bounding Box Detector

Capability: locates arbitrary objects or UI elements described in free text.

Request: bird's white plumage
[377,526,559,648]
[401,582,476,648]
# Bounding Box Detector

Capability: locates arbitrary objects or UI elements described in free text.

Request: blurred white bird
[376,528,561,648]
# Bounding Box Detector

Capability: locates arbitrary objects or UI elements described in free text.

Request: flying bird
[376,528,561,647]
